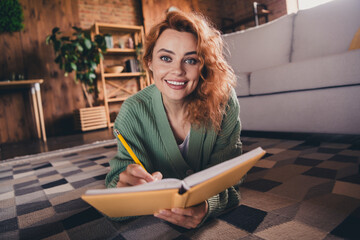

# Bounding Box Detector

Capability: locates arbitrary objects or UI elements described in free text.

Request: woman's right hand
[117,164,163,187]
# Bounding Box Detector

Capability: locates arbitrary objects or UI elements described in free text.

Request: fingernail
[159,210,169,216]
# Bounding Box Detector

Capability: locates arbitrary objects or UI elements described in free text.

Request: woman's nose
[171,61,185,76]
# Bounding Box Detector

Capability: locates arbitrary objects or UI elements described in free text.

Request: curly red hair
[143,10,236,132]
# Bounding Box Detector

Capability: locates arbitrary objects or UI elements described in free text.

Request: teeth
[167,80,185,86]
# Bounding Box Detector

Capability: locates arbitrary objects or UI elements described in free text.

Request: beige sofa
[223,0,360,134]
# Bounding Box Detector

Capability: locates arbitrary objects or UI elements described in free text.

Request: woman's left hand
[154,201,208,229]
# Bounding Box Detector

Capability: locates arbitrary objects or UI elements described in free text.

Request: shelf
[107,96,129,102]
[105,48,136,54]
[95,23,142,32]
[104,72,144,78]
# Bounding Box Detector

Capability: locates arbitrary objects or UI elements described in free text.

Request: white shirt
[178,131,190,159]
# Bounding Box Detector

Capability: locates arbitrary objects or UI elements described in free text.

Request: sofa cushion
[250,49,360,95]
[239,85,360,134]
[223,13,294,73]
[292,0,360,62]
[234,72,250,96]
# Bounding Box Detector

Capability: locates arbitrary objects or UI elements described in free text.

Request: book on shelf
[104,35,113,49]
[125,59,140,73]
[81,147,266,218]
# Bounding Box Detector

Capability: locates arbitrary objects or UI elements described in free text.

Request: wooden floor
[0,128,115,161]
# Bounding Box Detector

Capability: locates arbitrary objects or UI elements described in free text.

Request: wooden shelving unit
[91,23,150,128]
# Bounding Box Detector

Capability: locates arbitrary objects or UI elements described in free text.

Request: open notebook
[82,147,266,217]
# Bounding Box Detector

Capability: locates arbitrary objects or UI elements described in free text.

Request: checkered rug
[1,134,359,240]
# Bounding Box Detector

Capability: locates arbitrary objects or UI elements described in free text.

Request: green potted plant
[0,0,24,33]
[46,26,108,106]
[46,26,109,131]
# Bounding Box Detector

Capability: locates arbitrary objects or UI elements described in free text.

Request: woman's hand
[154,201,208,229]
[117,164,163,187]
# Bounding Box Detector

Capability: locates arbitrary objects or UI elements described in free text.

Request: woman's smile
[165,79,189,89]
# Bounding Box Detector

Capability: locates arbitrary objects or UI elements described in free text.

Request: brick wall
[195,0,288,33]
[78,0,142,29]
[78,0,288,32]
[220,0,288,33]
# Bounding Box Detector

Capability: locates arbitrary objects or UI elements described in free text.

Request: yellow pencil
[114,129,146,171]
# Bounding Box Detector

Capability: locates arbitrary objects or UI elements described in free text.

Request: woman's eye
[160,56,172,62]
[184,58,198,65]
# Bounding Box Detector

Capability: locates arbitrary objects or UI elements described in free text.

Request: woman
[105,10,242,229]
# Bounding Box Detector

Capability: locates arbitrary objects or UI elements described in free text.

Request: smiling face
[149,29,201,104]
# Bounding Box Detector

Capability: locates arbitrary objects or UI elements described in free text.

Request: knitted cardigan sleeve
[105,95,154,189]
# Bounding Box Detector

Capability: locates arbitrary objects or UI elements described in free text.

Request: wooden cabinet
[91,23,150,128]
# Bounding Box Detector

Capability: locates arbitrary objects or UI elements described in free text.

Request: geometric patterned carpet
[1,133,359,240]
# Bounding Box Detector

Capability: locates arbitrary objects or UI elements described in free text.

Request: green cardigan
[105,84,242,223]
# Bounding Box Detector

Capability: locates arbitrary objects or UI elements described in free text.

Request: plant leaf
[52,27,60,35]
[54,55,61,63]
[70,62,77,71]
[90,61,97,70]
[77,44,83,52]
[54,40,61,52]
[89,72,96,80]
[60,36,70,41]
[72,26,81,32]
[45,35,51,44]
[77,73,83,81]
[84,38,91,49]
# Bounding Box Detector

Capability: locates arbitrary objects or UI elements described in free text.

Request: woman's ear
[148,61,153,71]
